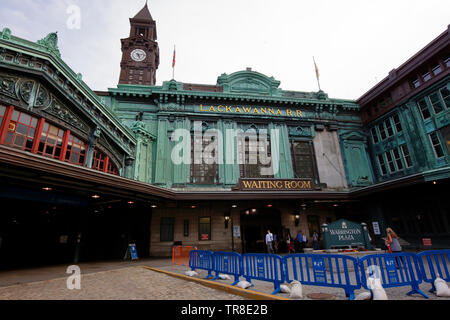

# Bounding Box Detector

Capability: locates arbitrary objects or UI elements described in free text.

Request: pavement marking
[141,266,290,301]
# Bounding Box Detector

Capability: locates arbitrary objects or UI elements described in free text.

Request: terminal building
[0,4,448,268]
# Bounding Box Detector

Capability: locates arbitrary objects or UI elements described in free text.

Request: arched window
[92,149,119,176]
[37,122,65,159]
[0,105,119,175]
[4,109,38,152]
[107,160,119,175]
[92,149,107,172]
[65,134,87,165]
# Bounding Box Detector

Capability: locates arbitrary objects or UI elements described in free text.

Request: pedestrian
[385,228,401,253]
[386,228,402,268]
[295,231,302,253]
[313,232,320,250]
[286,234,295,253]
[266,229,274,254]
[273,233,278,253]
[302,233,308,250]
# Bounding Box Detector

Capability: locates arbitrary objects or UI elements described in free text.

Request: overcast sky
[1,0,449,100]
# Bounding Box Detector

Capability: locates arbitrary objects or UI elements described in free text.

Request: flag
[313,57,320,80]
[172,46,176,68]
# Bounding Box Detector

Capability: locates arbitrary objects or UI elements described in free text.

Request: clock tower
[118,3,160,86]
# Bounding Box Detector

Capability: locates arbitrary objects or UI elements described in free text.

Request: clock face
[130,49,146,62]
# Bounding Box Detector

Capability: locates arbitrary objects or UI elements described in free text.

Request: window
[0,105,5,128]
[393,114,402,133]
[107,160,119,175]
[417,99,431,120]
[385,119,394,137]
[378,123,387,140]
[429,92,445,114]
[65,134,87,165]
[92,149,107,171]
[429,132,445,158]
[370,127,379,144]
[198,217,211,241]
[392,148,403,171]
[239,130,274,178]
[400,144,413,168]
[432,65,442,76]
[412,78,420,88]
[439,87,450,109]
[377,154,387,176]
[37,122,65,159]
[191,134,219,184]
[184,220,189,237]
[445,57,450,68]
[422,72,431,82]
[385,151,396,173]
[291,141,315,180]
[5,110,38,151]
[441,126,450,154]
[160,218,175,242]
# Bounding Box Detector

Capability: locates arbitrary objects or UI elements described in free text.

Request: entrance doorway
[0,195,152,270]
[240,206,282,253]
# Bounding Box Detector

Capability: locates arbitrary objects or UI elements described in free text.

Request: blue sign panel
[223,256,229,273]
[257,257,265,278]
[312,256,327,283]
[385,257,399,283]
[130,244,138,260]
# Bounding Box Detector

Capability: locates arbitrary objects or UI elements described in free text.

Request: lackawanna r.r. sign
[237,179,315,191]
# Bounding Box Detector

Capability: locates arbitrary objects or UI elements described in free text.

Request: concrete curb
[141,266,290,301]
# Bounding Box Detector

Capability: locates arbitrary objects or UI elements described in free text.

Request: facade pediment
[217,69,282,96]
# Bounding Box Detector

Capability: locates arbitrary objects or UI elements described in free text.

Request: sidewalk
[0,258,171,288]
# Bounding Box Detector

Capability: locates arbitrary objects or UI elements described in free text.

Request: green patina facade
[101,71,372,191]
[0,4,449,258]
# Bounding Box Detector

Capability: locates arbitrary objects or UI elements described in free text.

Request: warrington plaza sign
[237,179,314,191]
[322,219,372,249]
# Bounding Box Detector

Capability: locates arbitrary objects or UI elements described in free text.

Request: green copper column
[154,117,171,187]
[271,123,294,179]
[173,117,191,185]
[222,120,240,186]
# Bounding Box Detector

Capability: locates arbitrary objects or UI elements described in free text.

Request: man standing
[313,232,320,250]
[302,233,308,250]
[266,229,274,254]
[296,231,302,253]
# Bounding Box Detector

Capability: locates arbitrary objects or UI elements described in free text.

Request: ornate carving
[35,84,51,108]
[0,74,18,99]
[45,97,89,133]
[1,28,11,40]
[159,102,184,112]
[289,126,312,137]
[37,32,61,57]
[18,80,34,104]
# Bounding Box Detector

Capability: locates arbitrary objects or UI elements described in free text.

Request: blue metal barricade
[358,252,428,298]
[212,252,242,285]
[417,250,450,293]
[241,254,284,295]
[283,254,361,300]
[189,250,215,279]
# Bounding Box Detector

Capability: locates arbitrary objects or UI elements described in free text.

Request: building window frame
[160,217,175,242]
[429,131,445,159]
[377,154,388,176]
[198,217,211,241]
[400,144,413,168]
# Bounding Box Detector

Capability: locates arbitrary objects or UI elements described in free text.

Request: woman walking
[386,228,402,268]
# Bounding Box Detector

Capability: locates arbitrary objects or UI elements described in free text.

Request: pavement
[0,258,448,300]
